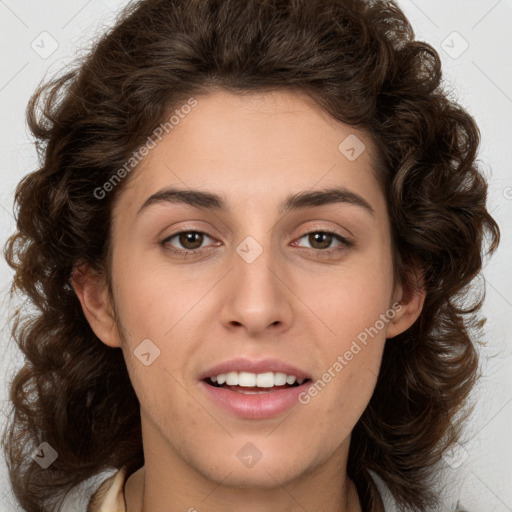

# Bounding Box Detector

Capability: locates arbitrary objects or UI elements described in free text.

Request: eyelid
[294,220,355,240]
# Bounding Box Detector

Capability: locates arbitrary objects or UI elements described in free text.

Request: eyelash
[160,229,354,258]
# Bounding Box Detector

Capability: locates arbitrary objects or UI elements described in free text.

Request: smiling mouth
[203,377,312,394]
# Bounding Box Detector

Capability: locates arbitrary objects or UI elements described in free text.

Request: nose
[219,237,294,337]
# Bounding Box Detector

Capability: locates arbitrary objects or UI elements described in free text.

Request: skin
[73,89,425,512]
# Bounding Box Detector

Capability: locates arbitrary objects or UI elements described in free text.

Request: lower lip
[199,381,311,419]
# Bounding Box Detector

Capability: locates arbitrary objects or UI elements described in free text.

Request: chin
[200,448,312,488]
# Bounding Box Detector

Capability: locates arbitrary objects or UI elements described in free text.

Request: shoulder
[87,465,130,512]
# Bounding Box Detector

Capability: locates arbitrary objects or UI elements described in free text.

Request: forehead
[113,89,386,220]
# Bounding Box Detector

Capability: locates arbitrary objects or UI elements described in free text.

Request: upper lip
[199,357,311,381]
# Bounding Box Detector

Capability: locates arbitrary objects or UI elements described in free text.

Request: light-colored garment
[87,465,130,512]
[85,464,468,512]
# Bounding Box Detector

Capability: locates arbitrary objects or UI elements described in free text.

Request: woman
[1,0,499,511]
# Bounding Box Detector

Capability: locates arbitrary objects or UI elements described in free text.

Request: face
[75,89,422,492]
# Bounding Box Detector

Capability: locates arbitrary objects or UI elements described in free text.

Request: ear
[70,263,121,348]
[386,265,426,339]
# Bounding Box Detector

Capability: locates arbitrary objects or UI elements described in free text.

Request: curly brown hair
[2,0,499,511]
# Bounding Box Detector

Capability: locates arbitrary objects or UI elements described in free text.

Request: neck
[125,463,363,512]
[124,417,364,512]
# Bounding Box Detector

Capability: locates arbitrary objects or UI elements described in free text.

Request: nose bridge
[234,233,281,303]
[219,231,293,333]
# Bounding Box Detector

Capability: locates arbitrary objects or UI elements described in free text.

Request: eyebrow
[137,185,375,216]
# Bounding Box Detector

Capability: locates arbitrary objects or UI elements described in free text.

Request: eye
[292,230,353,255]
[161,230,219,256]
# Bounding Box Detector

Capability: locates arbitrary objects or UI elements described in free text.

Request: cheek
[111,254,207,340]
[300,251,393,416]
[310,253,395,340]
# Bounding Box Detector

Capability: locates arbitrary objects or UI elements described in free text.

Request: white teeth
[286,375,296,385]
[256,372,274,388]
[273,372,287,386]
[226,371,238,385]
[208,371,306,388]
[238,372,256,387]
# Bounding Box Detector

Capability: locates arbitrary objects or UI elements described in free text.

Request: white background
[0,1,511,510]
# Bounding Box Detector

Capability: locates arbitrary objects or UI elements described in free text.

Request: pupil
[180,232,202,249]
[310,232,331,249]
